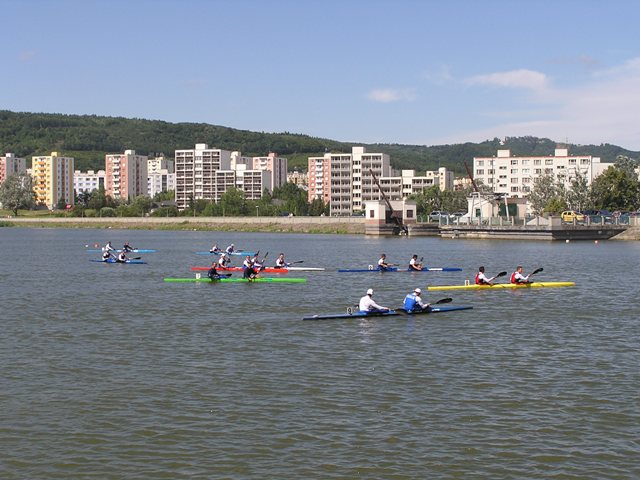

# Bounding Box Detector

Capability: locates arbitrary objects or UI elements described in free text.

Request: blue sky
[3,0,640,150]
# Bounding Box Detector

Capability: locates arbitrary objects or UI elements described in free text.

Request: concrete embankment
[610,226,640,240]
[1,216,365,234]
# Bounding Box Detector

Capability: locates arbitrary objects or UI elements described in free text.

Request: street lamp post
[256,206,259,217]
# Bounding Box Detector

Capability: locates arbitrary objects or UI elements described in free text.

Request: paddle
[395,297,453,315]
[290,260,304,264]
[529,267,544,276]
[486,271,507,283]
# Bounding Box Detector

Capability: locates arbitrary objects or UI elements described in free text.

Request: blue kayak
[338,266,462,273]
[86,249,156,253]
[303,304,472,321]
[90,259,147,264]
[196,251,255,256]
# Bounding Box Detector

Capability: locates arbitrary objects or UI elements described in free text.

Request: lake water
[1,227,639,479]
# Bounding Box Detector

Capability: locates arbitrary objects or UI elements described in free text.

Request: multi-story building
[253,152,287,190]
[174,144,232,210]
[235,165,272,201]
[147,156,174,174]
[105,150,148,200]
[31,152,75,209]
[74,169,106,195]
[148,170,176,198]
[377,168,454,201]
[473,148,612,198]
[287,170,308,188]
[308,146,391,216]
[0,153,27,184]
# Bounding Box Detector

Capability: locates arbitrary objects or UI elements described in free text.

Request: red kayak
[190,266,289,274]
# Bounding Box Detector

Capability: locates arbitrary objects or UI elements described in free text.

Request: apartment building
[0,153,27,184]
[473,148,612,198]
[253,152,287,189]
[105,150,148,200]
[31,152,75,209]
[307,146,391,216]
[174,144,233,210]
[74,169,106,195]
[377,168,454,201]
[235,166,272,201]
[148,156,174,174]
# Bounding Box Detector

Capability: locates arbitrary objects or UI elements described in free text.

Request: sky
[2,0,640,151]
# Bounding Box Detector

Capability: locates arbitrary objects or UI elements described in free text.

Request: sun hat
[414,288,421,294]
[367,288,374,295]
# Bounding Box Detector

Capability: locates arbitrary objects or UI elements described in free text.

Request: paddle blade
[291,260,304,264]
[496,271,507,277]
[530,267,544,276]
[433,297,453,304]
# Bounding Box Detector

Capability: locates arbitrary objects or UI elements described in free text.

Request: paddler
[409,254,423,271]
[122,241,134,253]
[403,288,430,312]
[359,288,390,313]
[475,266,495,285]
[225,243,235,255]
[510,265,532,284]
[102,250,114,261]
[207,261,221,280]
[103,241,115,253]
[275,253,290,269]
[218,254,231,268]
[209,243,221,254]
[377,253,391,271]
[243,258,259,280]
[116,251,128,263]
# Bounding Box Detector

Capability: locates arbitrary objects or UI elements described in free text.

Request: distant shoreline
[0,216,365,234]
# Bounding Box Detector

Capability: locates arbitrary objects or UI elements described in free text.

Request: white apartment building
[105,150,148,200]
[74,169,106,195]
[148,170,176,198]
[473,148,612,198]
[378,168,454,201]
[235,165,272,201]
[308,146,391,216]
[0,153,27,184]
[175,144,233,209]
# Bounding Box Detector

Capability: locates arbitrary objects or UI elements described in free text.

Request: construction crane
[369,168,408,235]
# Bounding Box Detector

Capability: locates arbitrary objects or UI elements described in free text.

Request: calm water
[1,227,639,479]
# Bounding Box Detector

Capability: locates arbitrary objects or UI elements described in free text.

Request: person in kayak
[218,254,231,268]
[252,253,265,272]
[511,266,532,284]
[225,243,235,255]
[409,255,423,271]
[275,253,290,269]
[242,255,252,270]
[103,241,115,253]
[359,288,390,313]
[102,250,114,261]
[209,243,221,254]
[403,288,430,312]
[116,251,128,263]
[243,258,259,280]
[207,261,221,280]
[476,266,495,285]
[378,254,392,271]
[122,241,134,253]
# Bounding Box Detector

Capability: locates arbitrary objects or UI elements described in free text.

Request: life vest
[475,273,481,284]
[403,293,418,311]
[510,272,518,283]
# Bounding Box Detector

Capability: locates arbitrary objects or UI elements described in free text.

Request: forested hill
[0,110,637,174]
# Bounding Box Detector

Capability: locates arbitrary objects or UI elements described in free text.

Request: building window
[545,159,554,165]
[511,169,518,174]
[477,160,484,166]
[535,169,542,174]
[511,186,519,192]
[510,159,518,165]
[476,169,484,175]
[534,159,541,165]
[511,178,519,183]
[521,159,529,165]
[369,209,375,218]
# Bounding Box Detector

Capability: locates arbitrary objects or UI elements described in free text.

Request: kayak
[285,266,325,271]
[86,249,156,253]
[427,281,576,291]
[191,266,289,274]
[303,304,472,321]
[164,277,306,283]
[338,266,462,273]
[195,251,255,256]
[91,259,146,264]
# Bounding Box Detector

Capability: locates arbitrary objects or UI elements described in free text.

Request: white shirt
[275,256,287,267]
[513,271,530,283]
[359,295,386,312]
[378,257,387,267]
[477,271,491,283]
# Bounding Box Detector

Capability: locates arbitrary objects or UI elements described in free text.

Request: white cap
[367,288,374,295]
[414,288,421,294]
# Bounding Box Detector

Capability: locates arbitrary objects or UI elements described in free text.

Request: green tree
[566,171,592,212]
[527,174,567,215]
[0,173,35,215]
[591,166,640,211]
[219,187,247,215]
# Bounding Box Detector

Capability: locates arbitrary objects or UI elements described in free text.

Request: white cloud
[428,58,640,150]
[367,88,416,103]
[465,69,549,91]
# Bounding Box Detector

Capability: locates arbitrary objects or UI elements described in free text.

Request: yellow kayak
[427,281,575,291]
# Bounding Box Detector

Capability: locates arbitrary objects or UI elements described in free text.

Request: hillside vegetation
[1,110,637,174]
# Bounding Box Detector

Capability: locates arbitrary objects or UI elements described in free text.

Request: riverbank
[0,216,365,234]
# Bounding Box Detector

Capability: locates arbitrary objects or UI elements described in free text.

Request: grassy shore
[0,214,365,234]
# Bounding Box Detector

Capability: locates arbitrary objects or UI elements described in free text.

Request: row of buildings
[0,143,618,216]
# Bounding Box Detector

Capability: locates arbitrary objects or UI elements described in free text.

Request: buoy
[595,240,599,244]
[565,239,570,243]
